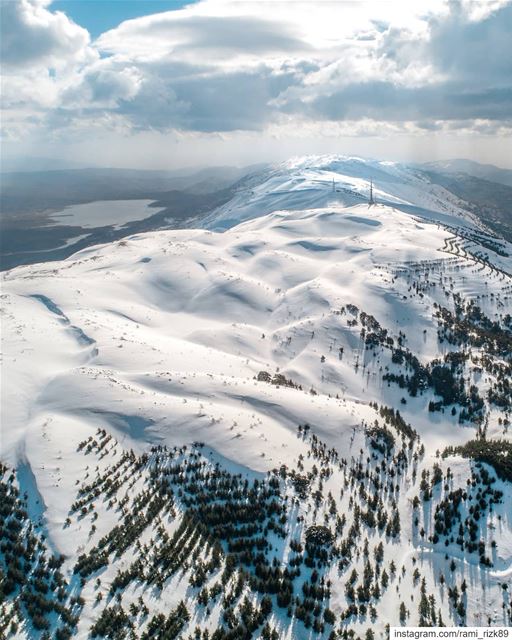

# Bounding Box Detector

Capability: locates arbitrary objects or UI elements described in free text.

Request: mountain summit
[203,155,480,231]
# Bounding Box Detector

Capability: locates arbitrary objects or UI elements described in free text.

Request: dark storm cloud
[119,69,287,132]
[295,82,512,124]
[429,1,512,84]
[61,60,307,132]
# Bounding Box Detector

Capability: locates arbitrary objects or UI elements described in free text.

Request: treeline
[443,438,512,482]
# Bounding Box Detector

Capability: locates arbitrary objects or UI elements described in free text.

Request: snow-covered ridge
[202,154,480,231]
[1,156,511,637]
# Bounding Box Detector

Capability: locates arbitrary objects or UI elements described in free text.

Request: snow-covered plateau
[1,156,511,639]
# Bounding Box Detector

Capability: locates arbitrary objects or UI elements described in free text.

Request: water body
[4,234,91,256]
[49,199,164,229]
[1,187,235,271]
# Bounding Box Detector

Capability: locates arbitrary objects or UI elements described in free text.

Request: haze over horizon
[1,0,512,170]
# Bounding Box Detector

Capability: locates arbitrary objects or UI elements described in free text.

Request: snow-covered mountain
[1,156,511,639]
[202,155,481,231]
[421,159,512,188]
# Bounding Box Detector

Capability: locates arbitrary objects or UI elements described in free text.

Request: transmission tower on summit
[369,179,375,206]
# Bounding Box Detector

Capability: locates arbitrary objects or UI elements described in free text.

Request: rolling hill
[1,156,511,639]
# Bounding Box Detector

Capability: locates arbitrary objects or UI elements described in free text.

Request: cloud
[97,14,310,60]
[62,64,142,108]
[428,1,512,84]
[0,0,93,69]
[1,0,511,156]
[273,0,512,127]
[283,82,512,124]
[59,58,308,132]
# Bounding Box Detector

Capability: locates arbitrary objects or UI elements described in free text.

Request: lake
[49,199,164,229]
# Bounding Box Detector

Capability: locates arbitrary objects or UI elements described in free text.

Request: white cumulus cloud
[1,0,511,165]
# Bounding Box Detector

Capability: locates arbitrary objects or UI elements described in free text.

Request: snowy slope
[202,155,482,232]
[1,156,511,639]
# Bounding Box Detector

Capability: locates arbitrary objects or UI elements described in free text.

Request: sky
[1,0,512,170]
[50,1,193,39]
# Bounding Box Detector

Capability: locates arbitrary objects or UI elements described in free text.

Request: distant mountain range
[421,159,512,187]
[419,161,512,243]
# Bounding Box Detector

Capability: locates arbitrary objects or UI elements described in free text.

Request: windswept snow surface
[203,155,480,231]
[1,156,511,638]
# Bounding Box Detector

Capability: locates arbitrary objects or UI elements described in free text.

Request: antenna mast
[369,179,375,206]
